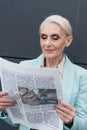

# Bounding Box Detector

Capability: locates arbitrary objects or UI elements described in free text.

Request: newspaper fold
[0,57,63,130]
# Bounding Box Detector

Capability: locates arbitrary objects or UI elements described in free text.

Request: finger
[56,108,73,124]
[0,102,14,106]
[55,103,74,115]
[60,101,76,112]
[55,101,76,114]
[0,101,15,110]
[58,111,71,124]
[0,103,14,110]
[55,103,76,121]
[0,92,8,97]
[0,98,14,103]
[56,108,73,119]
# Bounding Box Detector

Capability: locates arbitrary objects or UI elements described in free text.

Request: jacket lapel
[62,56,75,103]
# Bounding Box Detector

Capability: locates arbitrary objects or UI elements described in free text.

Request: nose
[45,38,51,46]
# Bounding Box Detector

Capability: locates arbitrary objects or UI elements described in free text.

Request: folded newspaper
[0,57,63,130]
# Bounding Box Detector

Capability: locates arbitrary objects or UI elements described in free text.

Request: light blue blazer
[0,54,87,130]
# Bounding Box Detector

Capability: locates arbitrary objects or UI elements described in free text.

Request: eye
[40,34,47,39]
[52,34,60,40]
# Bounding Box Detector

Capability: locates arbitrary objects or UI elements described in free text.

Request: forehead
[40,22,65,35]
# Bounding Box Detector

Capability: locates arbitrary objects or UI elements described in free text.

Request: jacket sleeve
[0,110,19,127]
[64,71,87,130]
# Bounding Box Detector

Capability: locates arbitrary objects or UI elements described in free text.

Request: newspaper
[0,57,63,130]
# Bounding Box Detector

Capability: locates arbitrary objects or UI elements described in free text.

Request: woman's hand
[0,91,15,113]
[54,101,76,125]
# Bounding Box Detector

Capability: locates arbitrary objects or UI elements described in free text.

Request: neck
[45,55,63,68]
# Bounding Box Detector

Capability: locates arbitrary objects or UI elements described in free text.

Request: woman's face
[40,22,72,59]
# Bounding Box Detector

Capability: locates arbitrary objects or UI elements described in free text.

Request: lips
[45,49,53,53]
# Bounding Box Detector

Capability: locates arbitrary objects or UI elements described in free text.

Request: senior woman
[0,15,87,130]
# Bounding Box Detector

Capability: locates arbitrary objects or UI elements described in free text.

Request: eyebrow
[51,33,60,36]
[40,33,46,35]
[40,33,60,36]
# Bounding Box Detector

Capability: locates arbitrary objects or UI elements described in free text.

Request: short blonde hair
[40,15,72,36]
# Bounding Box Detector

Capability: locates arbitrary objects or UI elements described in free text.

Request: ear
[65,36,73,47]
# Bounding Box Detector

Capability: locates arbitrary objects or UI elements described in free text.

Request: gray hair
[40,15,72,36]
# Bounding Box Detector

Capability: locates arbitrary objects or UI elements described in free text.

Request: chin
[44,54,55,59]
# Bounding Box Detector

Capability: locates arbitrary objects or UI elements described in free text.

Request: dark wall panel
[74,0,87,64]
[0,0,78,60]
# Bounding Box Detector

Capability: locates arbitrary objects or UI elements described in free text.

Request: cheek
[55,44,65,53]
[40,42,44,50]
[40,40,45,47]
